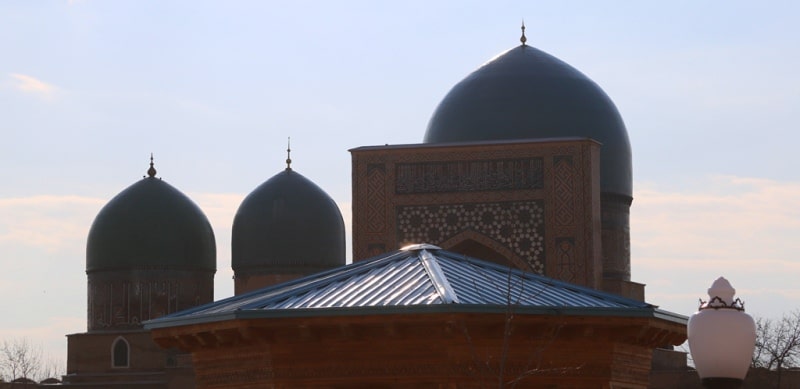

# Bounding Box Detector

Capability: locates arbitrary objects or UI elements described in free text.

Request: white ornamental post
[687,277,756,389]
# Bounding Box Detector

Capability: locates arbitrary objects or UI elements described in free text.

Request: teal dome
[424,43,632,197]
[232,168,345,273]
[86,165,216,273]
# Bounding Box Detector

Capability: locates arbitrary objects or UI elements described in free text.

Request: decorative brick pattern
[555,237,576,282]
[88,273,212,331]
[89,280,182,329]
[366,164,386,232]
[396,201,545,273]
[553,156,575,226]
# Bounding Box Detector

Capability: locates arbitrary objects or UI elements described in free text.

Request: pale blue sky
[1,1,799,366]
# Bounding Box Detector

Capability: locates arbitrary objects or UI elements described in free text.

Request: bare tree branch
[0,338,64,384]
[751,309,800,387]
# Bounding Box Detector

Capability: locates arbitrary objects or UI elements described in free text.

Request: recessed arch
[439,231,532,272]
[111,336,130,368]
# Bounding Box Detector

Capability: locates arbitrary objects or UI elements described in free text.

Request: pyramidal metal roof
[145,244,686,329]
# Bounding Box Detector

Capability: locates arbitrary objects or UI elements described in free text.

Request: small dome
[232,169,345,273]
[86,170,216,273]
[424,43,632,197]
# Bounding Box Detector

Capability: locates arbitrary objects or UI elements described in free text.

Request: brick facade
[351,139,603,290]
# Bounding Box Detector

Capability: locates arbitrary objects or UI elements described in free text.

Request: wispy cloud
[0,195,98,361]
[0,195,104,251]
[190,193,245,232]
[632,175,800,318]
[9,73,58,101]
[634,176,800,262]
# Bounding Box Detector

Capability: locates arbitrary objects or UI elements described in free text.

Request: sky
[1,0,799,368]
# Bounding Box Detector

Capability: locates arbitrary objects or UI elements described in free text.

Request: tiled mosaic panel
[396,201,545,273]
[395,158,544,194]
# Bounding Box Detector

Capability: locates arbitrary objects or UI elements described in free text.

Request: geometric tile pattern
[396,201,545,273]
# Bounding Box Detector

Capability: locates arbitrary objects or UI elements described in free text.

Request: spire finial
[286,137,292,171]
[147,153,157,178]
[520,20,527,46]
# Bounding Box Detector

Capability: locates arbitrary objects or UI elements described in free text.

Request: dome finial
[520,20,527,46]
[147,153,157,178]
[286,137,292,171]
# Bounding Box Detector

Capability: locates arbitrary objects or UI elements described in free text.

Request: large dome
[231,168,345,273]
[424,42,632,197]
[86,164,216,273]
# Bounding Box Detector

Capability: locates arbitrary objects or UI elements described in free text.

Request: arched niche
[439,231,532,272]
[111,336,130,368]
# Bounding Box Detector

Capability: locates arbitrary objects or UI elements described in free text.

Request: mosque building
[63,158,218,387]
[61,27,693,388]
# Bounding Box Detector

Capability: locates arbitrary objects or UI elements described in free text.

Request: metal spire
[147,153,157,178]
[520,20,527,46]
[286,137,292,171]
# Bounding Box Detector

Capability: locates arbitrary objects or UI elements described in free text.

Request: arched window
[112,337,129,368]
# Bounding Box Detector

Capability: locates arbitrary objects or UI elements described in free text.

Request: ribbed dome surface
[424,44,632,197]
[232,169,346,272]
[86,177,216,272]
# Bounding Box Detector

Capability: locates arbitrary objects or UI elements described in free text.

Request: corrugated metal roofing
[146,244,672,330]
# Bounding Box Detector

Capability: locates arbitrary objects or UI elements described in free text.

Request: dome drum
[87,269,214,331]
